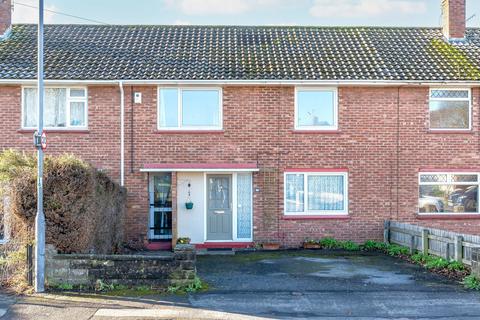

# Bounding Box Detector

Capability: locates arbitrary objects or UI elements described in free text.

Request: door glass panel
[208,177,230,209]
[237,174,252,239]
[151,173,172,238]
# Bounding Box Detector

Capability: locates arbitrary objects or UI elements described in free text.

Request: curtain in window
[285,174,304,212]
[70,102,85,126]
[44,88,66,127]
[237,173,252,239]
[24,88,37,127]
[308,175,344,211]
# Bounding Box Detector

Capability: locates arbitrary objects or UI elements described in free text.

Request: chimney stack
[0,0,11,40]
[442,0,466,41]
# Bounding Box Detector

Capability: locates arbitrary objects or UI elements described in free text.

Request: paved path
[1,251,480,319]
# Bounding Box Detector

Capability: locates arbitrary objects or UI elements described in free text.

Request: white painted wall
[177,172,205,244]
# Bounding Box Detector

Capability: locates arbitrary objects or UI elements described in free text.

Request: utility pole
[34,0,45,293]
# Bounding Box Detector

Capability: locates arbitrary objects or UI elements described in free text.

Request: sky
[11,0,480,28]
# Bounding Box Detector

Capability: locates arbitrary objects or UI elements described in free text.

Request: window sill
[156,130,224,134]
[427,130,473,134]
[283,215,350,220]
[416,214,480,220]
[292,130,341,134]
[18,129,90,134]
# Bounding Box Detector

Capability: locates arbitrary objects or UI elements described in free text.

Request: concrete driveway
[2,250,480,319]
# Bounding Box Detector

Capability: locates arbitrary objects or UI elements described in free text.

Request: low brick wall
[45,244,196,288]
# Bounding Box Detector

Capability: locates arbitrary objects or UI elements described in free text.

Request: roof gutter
[0,79,479,86]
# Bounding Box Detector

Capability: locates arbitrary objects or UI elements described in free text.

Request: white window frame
[294,87,338,131]
[418,172,480,215]
[21,86,88,130]
[157,87,223,131]
[429,88,472,131]
[284,171,348,216]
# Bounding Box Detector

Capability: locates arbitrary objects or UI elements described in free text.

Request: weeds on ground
[167,276,208,295]
[462,275,480,290]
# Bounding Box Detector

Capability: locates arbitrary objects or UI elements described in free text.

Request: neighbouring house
[0,0,480,250]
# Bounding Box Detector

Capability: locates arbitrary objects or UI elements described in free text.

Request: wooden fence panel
[387,221,480,265]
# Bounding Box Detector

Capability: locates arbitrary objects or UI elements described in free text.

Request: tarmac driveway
[2,250,480,319]
[194,250,480,319]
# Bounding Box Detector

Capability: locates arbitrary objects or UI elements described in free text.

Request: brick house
[1,0,480,249]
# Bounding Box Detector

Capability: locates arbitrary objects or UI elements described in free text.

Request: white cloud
[309,0,427,18]
[165,0,292,16]
[13,0,56,24]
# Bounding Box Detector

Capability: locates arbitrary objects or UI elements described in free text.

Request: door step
[197,249,235,256]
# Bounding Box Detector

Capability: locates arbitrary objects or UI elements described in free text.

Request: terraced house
[1,0,480,250]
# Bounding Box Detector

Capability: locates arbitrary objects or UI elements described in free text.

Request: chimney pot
[442,0,466,41]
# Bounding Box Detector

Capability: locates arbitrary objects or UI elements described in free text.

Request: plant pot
[185,202,194,210]
[303,243,321,249]
[262,243,280,250]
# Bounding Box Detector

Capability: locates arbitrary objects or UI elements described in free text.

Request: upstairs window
[429,89,471,130]
[22,87,88,129]
[284,171,348,215]
[419,172,479,214]
[158,88,222,130]
[295,88,338,130]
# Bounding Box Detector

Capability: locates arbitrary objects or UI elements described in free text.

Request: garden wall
[45,244,196,288]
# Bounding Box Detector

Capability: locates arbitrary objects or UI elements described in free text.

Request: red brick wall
[1,84,480,247]
[0,0,10,36]
[442,0,466,39]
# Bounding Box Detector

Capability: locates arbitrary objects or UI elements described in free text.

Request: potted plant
[185,183,194,210]
[303,239,321,249]
[262,242,280,250]
[177,237,191,244]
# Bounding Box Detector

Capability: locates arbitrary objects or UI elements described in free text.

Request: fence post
[445,243,451,260]
[422,229,429,255]
[384,220,390,244]
[409,235,416,254]
[454,235,463,262]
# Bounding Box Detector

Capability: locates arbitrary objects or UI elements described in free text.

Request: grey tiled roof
[0,24,480,81]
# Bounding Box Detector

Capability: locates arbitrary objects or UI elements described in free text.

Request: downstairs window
[419,172,479,214]
[284,171,348,215]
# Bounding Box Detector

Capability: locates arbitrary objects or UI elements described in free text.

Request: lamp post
[34,0,45,293]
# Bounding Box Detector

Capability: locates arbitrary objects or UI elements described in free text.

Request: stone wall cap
[53,253,174,261]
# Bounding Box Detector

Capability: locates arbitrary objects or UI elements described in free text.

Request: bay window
[429,88,471,130]
[419,172,479,214]
[22,87,87,129]
[158,87,222,130]
[284,171,348,215]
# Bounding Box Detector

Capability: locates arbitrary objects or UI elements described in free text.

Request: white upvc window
[429,88,471,130]
[157,87,222,130]
[22,87,88,129]
[284,171,348,215]
[295,87,338,130]
[418,172,479,215]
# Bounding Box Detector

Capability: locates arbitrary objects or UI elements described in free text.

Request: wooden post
[422,229,429,255]
[445,243,451,260]
[454,235,463,262]
[384,220,390,244]
[409,235,416,254]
